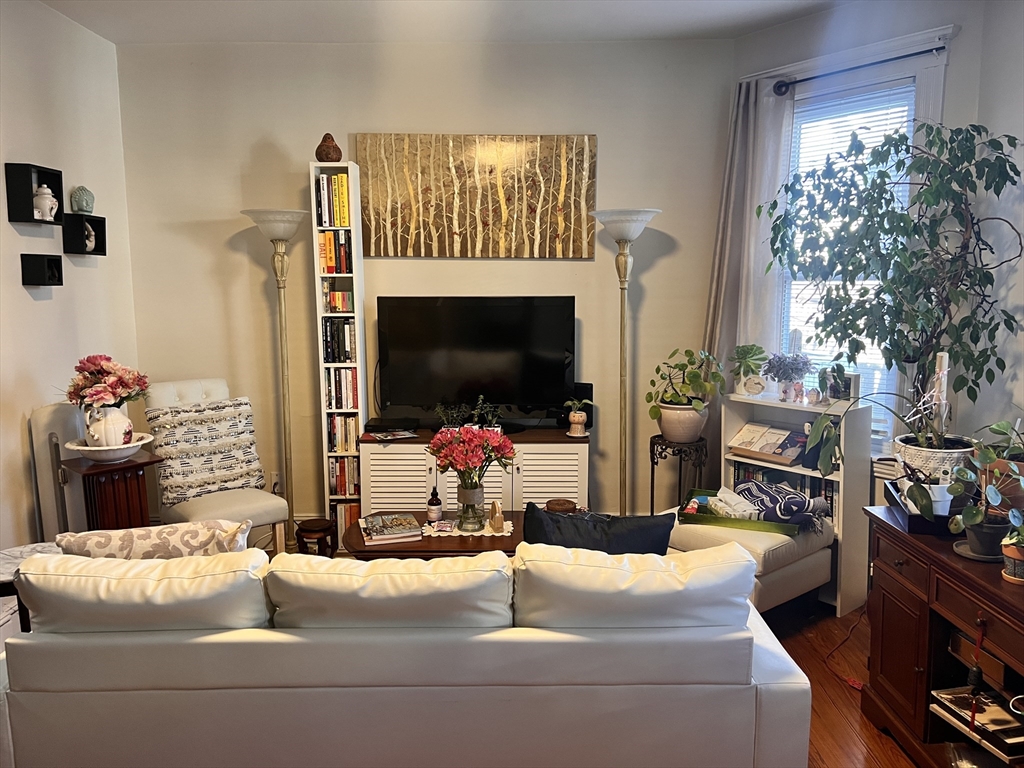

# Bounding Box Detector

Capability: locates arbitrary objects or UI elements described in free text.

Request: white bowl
[65,433,154,463]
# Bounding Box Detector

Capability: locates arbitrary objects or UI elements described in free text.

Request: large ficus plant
[760,122,1023,399]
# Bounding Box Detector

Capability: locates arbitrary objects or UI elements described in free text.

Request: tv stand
[365,417,420,432]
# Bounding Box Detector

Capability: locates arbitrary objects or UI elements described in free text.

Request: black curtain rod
[772,46,946,96]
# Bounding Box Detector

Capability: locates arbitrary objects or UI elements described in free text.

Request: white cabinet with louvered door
[360,443,433,515]
[512,443,589,509]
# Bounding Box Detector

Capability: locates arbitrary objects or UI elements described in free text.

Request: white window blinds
[780,80,916,454]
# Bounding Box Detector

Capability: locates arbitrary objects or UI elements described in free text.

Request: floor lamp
[589,209,660,517]
[241,208,307,551]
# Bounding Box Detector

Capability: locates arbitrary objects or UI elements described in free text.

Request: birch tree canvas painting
[357,134,597,259]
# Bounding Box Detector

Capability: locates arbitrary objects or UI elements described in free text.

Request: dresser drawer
[873,530,929,596]
[931,572,1024,672]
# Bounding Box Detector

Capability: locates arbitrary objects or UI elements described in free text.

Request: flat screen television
[377,296,575,416]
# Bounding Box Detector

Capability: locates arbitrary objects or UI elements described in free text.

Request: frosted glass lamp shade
[241,209,306,242]
[590,209,661,242]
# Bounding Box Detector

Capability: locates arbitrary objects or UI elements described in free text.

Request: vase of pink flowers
[66,355,149,447]
[427,426,516,532]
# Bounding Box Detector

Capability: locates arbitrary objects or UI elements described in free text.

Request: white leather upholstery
[267,552,513,628]
[0,652,12,768]
[513,541,756,628]
[669,519,834,575]
[752,547,832,612]
[14,550,271,633]
[162,487,287,528]
[144,378,230,409]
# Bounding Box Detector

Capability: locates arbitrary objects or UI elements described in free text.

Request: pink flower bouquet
[427,426,516,489]
[66,355,149,410]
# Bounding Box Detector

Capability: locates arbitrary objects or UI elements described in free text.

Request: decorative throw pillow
[146,397,266,507]
[56,519,252,559]
[523,502,675,555]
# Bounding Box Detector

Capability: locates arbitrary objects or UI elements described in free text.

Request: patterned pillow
[146,397,266,507]
[56,519,252,559]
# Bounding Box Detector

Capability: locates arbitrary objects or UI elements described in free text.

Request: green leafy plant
[435,402,471,427]
[947,420,1024,538]
[817,363,846,398]
[761,353,814,382]
[469,395,503,427]
[646,349,725,419]
[564,398,594,413]
[759,122,1023,400]
[728,344,768,379]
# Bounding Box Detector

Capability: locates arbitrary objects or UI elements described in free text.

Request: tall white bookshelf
[308,162,368,536]
[721,393,872,617]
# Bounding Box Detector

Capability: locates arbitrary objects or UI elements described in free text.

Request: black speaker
[556,382,594,428]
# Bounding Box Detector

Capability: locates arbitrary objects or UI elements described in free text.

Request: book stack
[317,230,351,274]
[324,368,359,409]
[322,284,354,314]
[328,456,359,497]
[315,171,350,229]
[330,501,361,531]
[728,422,806,466]
[359,512,422,546]
[327,414,359,452]
[322,317,357,363]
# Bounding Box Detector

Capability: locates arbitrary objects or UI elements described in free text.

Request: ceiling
[40,0,835,45]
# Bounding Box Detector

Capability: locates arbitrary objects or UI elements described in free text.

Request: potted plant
[66,354,149,447]
[470,395,503,432]
[947,419,1024,559]
[646,349,725,443]
[1001,510,1024,584]
[761,353,814,402]
[817,363,846,404]
[564,398,594,438]
[728,344,768,395]
[434,402,470,429]
[760,122,1022,405]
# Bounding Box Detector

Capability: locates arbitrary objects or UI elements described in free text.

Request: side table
[62,451,163,531]
[649,435,707,516]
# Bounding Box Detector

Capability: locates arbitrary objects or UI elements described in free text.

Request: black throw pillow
[523,502,675,555]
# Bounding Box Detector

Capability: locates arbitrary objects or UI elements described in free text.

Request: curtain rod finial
[773,80,792,97]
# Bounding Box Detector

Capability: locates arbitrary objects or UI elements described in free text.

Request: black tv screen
[378,296,575,413]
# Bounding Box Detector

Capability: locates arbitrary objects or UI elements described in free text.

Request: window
[779,81,917,454]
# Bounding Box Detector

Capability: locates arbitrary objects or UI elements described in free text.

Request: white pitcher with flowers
[66,355,149,446]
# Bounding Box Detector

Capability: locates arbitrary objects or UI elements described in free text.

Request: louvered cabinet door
[359,443,431,515]
[437,465,513,512]
[512,444,589,509]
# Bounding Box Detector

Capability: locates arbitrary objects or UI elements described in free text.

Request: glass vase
[456,484,486,532]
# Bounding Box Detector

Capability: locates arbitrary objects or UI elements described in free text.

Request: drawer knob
[914,667,924,674]
[893,559,904,568]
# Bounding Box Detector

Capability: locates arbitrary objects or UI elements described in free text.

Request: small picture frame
[840,372,860,400]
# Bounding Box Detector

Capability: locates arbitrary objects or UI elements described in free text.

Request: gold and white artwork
[356,133,597,259]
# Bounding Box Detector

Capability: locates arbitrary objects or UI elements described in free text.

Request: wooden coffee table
[342,510,524,560]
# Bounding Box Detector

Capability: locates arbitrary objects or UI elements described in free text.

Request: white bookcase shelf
[309,162,368,536]
[721,393,872,617]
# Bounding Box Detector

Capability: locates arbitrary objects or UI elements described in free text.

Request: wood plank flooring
[762,598,917,768]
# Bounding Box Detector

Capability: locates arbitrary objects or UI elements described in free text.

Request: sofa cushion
[512,541,756,628]
[55,519,251,559]
[146,397,266,507]
[266,551,513,628]
[669,517,834,576]
[14,549,270,633]
[523,502,675,554]
[161,487,287,528]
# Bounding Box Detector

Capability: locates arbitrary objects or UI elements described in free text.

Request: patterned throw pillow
[146,397,266,507]
[56,519,252,559]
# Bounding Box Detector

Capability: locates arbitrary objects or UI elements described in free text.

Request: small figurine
[70,186,95,214]
[32,184,58,221]
[489,500,505,534]
[315,133,343,162]
[806,387,822,405]
[84,222,96,253]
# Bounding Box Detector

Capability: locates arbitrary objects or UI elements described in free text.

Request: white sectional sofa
[4,544,811,768]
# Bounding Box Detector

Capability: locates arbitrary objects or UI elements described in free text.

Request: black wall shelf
[63,214,106,255]
[5,163,64,225]
[21,254,63,286]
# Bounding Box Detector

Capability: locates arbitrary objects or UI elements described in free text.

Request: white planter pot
[897,478,954,517]
[657,403,708,444]
[893,434,973,482]
[85,406,134,447]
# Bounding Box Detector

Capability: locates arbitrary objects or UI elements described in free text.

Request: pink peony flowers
[66,355,149,409]
[427,426,516,489]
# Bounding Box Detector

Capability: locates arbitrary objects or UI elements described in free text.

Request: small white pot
[897,478,954,517]
[657,403,708,444]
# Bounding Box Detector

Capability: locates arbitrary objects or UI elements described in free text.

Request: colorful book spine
[319,174,330,227]
[335,173,350,227]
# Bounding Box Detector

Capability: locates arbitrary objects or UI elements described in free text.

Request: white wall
[116,39,735,517]
[0,0,138,547]
[738,0,1024,434]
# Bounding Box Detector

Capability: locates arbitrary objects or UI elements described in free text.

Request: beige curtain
[701,79,793,487]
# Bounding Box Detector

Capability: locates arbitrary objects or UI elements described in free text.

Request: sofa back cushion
[15,549,271,632]
[266,551,513,628]
[512,541,756,628]
[55,519,251,559]
[523,502,675,554]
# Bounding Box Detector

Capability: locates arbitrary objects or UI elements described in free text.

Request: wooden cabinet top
[360,428,588,445]
[62,451,163,477]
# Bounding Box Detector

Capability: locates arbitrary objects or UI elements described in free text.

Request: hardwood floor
[762,598,917,768]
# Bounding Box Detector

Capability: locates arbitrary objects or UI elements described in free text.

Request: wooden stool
[295,518,338,557]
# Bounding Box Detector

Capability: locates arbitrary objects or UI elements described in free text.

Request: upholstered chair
[144,378,287,555]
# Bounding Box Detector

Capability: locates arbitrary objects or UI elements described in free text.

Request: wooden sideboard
[861,506,1024,767]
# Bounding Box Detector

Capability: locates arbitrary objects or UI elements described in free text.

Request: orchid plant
[66,355,148,410]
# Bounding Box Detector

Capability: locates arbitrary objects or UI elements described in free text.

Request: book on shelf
[317,232,328,273]
[359,513,421,542]
[729,422,804,465]
[330,501,361,531]
[316,172,351,230]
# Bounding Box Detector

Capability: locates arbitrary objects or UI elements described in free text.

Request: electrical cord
[824,607,867,691]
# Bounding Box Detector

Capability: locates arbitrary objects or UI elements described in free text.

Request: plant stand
[649,435,707,516]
